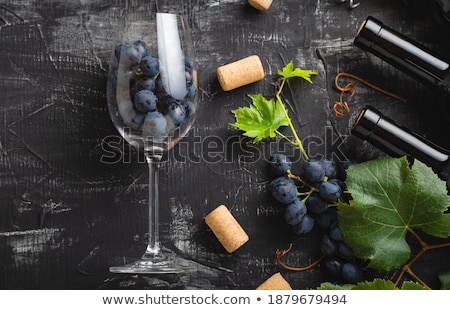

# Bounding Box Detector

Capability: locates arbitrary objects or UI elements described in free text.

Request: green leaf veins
[230,94,289,143]
[338,156,450,271]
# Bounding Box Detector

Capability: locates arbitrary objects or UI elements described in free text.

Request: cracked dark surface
[1,0,449,289]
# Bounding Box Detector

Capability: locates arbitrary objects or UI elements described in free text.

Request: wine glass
[106,10,198,273]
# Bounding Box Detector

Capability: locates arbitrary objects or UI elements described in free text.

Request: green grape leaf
[438,269,450,290]
[352,279,397,290]
[316,279,426,290]
[230,94,289,143]
[338,156,450,271]
[277,60,318,83]
[316,282,355,290]
[399,281,428,290]
[354,279,426,290]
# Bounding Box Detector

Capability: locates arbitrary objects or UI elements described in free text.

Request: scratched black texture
[0,0,449,289]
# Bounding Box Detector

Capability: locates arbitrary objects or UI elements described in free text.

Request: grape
[329,223,343,241]
[270,153,292,176]
[337,241,353,260]
[134,90,158,113]
[130,38,149,57]
[158,92,177,110]
[292,214,314,235]
[185,65,194,85]
[141,55,159,77]
[284,199,307,225]
[321,159,338,179]
[112,38,196,147]
[165,100,186,126]
[184,64,195,98]
[142,111,167,140]
[305,193,328,214]
[130,112,146,129]
[324,256,344,277]
[185,58,195,70]
[116,42,142,67]
[316,207,338,229]
[303,159,325,183]
[136,77,156,92]
[270,176,298,204]
[186,83,197,98]
[318,180,342,202]
[257,110,363,282]
[320,235,338,256]
[182,100,196,116]
[341,263,363,284]
[328,178,346,191]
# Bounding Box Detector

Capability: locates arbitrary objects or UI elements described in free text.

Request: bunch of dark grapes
[111,38,196,139]
[269,154,363,284]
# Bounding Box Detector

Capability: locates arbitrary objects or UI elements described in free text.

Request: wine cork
[217,55,265,91]
[256,272,292,290]
[248,0,273,11]
[205,205,249,253]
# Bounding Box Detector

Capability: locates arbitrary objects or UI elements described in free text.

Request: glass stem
[143,152,163,259]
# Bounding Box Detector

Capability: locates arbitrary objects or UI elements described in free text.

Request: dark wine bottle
[354,16,450,118]
[432,0,450,29]
[351,106,450,188]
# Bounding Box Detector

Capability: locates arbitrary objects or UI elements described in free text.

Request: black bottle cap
[351,106,382,140]
[354,16,450,87]
[354,16,383,51]
[352,106,450,171]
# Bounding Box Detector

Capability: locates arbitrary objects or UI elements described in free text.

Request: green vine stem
[275,77,309,160]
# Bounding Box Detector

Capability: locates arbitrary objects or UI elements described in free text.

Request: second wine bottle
[354,16,450,119]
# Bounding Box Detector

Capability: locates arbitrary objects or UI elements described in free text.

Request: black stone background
[0,0,449,289]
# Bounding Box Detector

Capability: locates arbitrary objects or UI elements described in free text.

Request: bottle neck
[354,16,450,89]
[433,0,450,26]
[351,106,450,173]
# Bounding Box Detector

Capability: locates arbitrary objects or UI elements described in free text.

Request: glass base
[110,256,196,274]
